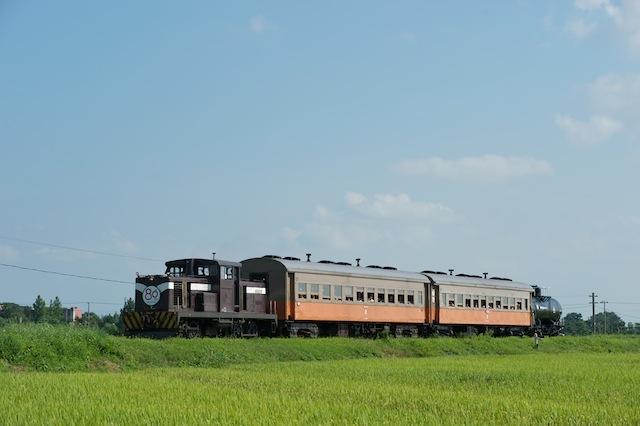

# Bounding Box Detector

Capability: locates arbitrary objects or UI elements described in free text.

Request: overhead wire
[0,262,134,286]
[0,235,162,262]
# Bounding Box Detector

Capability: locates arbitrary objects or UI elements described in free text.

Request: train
[122,254,563,338]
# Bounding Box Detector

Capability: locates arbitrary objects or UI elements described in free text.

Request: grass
[1,353,638,424]
[1,323,640,372]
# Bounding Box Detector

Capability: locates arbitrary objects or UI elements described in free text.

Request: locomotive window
[417,291,423,305]
[321,285,331,300]
[367,288,375,303]
[333,285,343,301]
[344,286,354,302]
[465,297,471,308]
[377,290,385,304]
[456,294,463,307]
[310,284,319,300]
[397,291,405,304]
[297,283,307,299]
[222,266,234,280]
[387,290,395,304]
[169,266,184,277]
[196,266,210,276]
[356,287,364,302]
[407,290,414,305]
[480,298,487,308]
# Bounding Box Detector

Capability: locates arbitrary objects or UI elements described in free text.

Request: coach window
[297,283,308,299]
[495,299,502,309]
[407,290,415,305]
[516,300,522,310]
[502,297,509,309]
[310,284,319,300]
[344,286,354,302]
[367,288,375,303]
[480,297,487,309]
[397,290,405,304]
[509,297,515,310]
[473,296,479,309]
[440,292,446,306]
[333,285,343,302]
[456,294,463,308]
[356,287,365,302]
[488,296,494,309]
[377,289,385,304]
[321,285,331,301]
[387,289,395,304]
[465,296,471,308]
[417,291,423,305]
[448,294,455,307]
[524,299,528,310]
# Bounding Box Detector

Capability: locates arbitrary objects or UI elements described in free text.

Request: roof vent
[263,255,281,259]
[449,269,454,276]
[306,253,311,262]
[335,261,352,266]
[421,270,448,275]
[318,260,334,264]
[366,265,382,269]
[356,258,361,267]
[483,272,488,279]
[490,276,513,281]
[456,273,482,278]
[283,256,301,261]
[383,266,397,270]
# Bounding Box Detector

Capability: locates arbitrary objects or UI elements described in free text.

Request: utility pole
[590,292,598,334]
[600,301,608,334]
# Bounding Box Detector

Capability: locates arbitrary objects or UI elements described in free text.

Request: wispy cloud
[393,155,553,182]
[588,73,640,115]
[283,193,458,251]
[572,0,640,53]
[555,115,623,146]
[248,15,274,34]
[567,19,598,38]
[0,244,18,261]
[345,192,456,222]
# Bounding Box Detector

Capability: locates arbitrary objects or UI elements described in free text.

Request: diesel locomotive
[123,255,563,337]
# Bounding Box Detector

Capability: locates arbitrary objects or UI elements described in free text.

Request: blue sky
[1,1,639,322]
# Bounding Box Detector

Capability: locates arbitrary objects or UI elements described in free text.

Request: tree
[587,311,626,334]
[47,296,64,324]
[563,312,589,335]
[32,295,47,323]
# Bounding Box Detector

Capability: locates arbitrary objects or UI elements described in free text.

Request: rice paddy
[1,352,638,425]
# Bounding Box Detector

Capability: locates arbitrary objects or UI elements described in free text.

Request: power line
[0,262,134,286]
[0,235,162,262]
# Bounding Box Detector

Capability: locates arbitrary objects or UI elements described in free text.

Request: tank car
[531,285,563,336]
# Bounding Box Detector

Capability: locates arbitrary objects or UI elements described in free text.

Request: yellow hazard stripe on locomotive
[123,311,177,331]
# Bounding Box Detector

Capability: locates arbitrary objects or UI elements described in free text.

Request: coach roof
[424,272,532,292]
[242,257,427,282]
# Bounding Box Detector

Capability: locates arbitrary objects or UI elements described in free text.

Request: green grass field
[1,325,639,424]
[1,353,638,424]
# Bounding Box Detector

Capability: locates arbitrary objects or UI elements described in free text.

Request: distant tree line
[0,295,135,335]
[562,311,639,335]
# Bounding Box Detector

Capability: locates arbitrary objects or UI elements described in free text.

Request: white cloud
[573,0,640,53]
[345,192,456,222]
[282,227,301,243]
[567,19,598,38]
[393,155,553,182]
[555,115,623,146]
[289,193,458,251]
[0,244,18,261]
[106,231,138,254]
[588,73,640,114]
[249,15,274,34]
